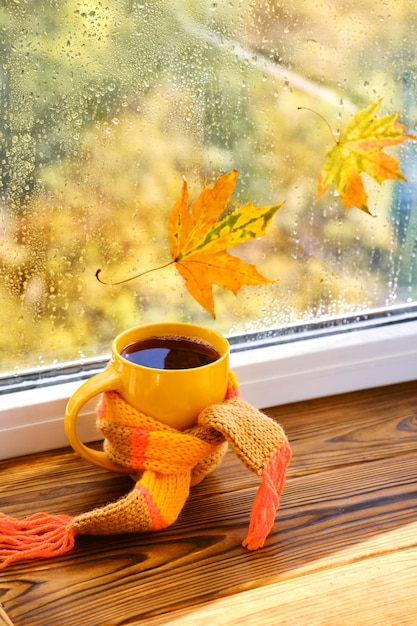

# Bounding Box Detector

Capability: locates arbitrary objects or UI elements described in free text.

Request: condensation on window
[0,1,416,373]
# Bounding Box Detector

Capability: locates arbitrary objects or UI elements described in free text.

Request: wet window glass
[1,1,416,374]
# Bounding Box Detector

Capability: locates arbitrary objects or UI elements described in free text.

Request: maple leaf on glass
[317,99,417,215]
[167,169,284,318]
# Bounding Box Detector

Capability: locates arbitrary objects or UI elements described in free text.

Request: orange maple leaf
[167,169,284,317]
[317,99,417,215]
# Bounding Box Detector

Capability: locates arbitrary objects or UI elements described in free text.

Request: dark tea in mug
[121,335,221,370]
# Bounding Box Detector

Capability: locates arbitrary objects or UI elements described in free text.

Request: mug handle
[64,366,132,474]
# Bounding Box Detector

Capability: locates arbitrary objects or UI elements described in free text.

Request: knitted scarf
[0,374,291,570]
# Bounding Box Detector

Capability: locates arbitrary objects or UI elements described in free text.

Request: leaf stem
[95,260,175,286]
[298,106,338,145]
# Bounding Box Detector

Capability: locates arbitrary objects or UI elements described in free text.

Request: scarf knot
[97,393,222,476]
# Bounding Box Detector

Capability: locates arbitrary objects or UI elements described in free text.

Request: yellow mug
[64,322,230,473]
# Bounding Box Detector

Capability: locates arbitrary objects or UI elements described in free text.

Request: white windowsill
[1,320,417,460]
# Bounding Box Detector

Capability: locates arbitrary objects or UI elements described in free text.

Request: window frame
[2,309,417,460]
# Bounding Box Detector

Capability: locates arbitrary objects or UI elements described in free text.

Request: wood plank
[266,380,417,475]
[0,606,15,626]
[2,451,417,626]
[1,380,417,626]
[136,547,417,626]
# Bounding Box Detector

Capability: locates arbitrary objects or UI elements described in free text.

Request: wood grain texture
[138,546,417,626]
[1,381,417,625]
[0,605,15,626]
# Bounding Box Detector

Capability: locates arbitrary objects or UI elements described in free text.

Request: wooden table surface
[1,380,417,625]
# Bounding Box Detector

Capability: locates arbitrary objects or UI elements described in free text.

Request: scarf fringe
[242,444,292,550]
[0,512,75,570]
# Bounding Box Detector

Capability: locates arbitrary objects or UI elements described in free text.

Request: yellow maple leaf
[317,99,417,215]
[167,169,284,317]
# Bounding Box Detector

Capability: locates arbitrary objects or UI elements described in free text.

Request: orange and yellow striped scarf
[0,373,291,569]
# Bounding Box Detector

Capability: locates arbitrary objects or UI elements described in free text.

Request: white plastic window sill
[1,319,417,460]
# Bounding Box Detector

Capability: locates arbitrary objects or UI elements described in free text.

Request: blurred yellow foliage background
[1,0,416,373]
